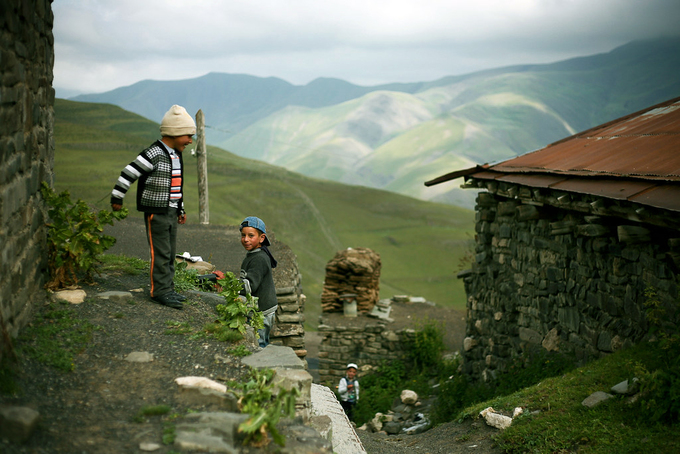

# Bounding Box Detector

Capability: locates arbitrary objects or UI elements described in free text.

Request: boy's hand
[178,213,186,224]
[112,203,122,211]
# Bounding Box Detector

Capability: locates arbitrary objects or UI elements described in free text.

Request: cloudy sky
[52,0,680,97]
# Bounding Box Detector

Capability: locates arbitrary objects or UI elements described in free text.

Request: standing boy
[338,363,360,421]
[111,105,196,309]
[239,216,278,348]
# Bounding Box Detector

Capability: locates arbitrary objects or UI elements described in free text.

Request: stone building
[426,97,680,382]
[0,0,55,360]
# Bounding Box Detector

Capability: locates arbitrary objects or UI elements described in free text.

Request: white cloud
[52,0,680,94]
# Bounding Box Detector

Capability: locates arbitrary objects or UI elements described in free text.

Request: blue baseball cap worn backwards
[240,216,271,246]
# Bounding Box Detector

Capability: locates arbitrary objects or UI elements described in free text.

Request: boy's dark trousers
[145,209,178,297]
[341,400,355,421]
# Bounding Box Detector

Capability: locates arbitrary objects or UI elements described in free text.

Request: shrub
[41,182,128,289]
[406,320,445,371]
[632,286,680,424]
[353,361,406,425]
[353,320,448,425]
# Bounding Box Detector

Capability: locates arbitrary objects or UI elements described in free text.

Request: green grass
[203,323,244,343]
[133,404,172,422]
[456,342,680,454]
[98,253,149,275]
[52,99,476,330]
[227,344,252,357]
[16,302,101,372]
[164,320,194,335]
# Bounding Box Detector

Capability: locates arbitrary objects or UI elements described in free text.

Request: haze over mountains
[72,37,680,208]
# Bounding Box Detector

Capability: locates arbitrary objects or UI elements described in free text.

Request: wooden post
[195,110,209,224]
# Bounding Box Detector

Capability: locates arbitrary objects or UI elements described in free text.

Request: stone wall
[271,260,307,359]
[0,0,55,358]
[316,304,415,385]
[460,187,679,382]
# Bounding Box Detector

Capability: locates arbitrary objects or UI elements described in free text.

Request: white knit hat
[160,105,196,137]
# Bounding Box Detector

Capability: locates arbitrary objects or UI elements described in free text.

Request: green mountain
[72,73,424,137]
[69,37,680,208]
[53,99,475,329]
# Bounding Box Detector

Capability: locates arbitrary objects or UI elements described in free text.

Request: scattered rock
[611,378,638,395]
[175,376,227,393]
[368,412,384,432]
[401,390,418,405]
[0,405,41,443]
[124,351,154,362]
[383,421,402,434]
[52,289,87,304]
[479,407,513,430]
[581,391,614,408]
[139,441,161,451]
[403,413,429,434]
[96,291,133,302]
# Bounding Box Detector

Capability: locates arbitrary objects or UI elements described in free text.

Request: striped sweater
[110,140,184,214]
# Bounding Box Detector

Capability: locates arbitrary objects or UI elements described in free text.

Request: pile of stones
[358,390,432,436]
[321,248,381,313]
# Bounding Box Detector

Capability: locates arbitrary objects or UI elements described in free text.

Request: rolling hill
[53,99,475,329]
[70,37,680,208]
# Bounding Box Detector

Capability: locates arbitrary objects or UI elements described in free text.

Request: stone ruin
[321,247,381,313]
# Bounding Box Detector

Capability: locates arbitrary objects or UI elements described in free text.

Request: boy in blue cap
[239,216,278,347]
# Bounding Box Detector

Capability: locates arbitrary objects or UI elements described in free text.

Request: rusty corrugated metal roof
[493,98,680,180]
[425,96,680,212]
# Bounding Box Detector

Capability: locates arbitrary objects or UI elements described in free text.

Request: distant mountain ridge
[71,37,680,208]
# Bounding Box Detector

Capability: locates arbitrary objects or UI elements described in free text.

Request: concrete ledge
[310,384,366,454]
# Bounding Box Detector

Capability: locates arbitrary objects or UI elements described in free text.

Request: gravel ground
[1,269,259,453]
[358,419,503,454]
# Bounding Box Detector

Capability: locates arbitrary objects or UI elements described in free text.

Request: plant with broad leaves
[234,368,299,447]
[41,182,128,289]
[214,271,264,336]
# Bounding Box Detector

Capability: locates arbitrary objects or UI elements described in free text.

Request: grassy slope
[218,72,583,203]
[462,341,680,453]
[53,99,475,329]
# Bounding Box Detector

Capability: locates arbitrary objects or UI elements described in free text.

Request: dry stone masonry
[271,270,308,359]
[460,182,680,382]
[0,0,55,360]
[317,297,418,385]
[321,247,381,313]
